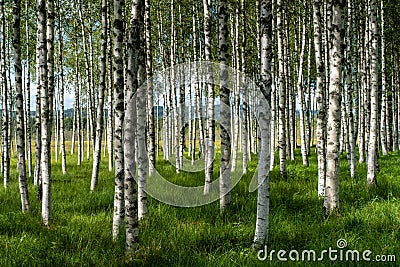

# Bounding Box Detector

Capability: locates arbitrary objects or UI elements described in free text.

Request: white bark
[145,0,154,176]
[296,10,308,167]
[25,0,32,177]
[203,0,214,194]
[323,0,344,217]
[38,0,51,225]
[137,0,148,220]
[112,0,125,241]
[367,0,379,186]
[277,0,287,178]
[253,0,271,249]
[313,0,326,197]
[241,0,249,174]
[124,0,141,252]
[218,0,231,212]
[380,0,388,156]
[13,0,30,212]
[90,0,108,191]
[1,0,9,188]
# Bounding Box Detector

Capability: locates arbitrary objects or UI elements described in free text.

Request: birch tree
[107,1,114,172]
[124,0,142,252]
[57,0,66,175]
[25,0,32,177]
[145,0,155,176]
[13,0,30,212]
[323,0,344,218]
[112,0,125,241]
[47,0,55,123]
[313,0,326,197]
[204,0,215,194]
[380,0,387,156]
[218,0,231,212]
[241,0,249,174]
[231,5,240,172]
[170,0,180,173]
[367,0,379,186]
[91,0,108,191]
[1,0,9,188]
[38,0,51,225]
[346,0,356,178]
[137,0,148,220]
[277,0,287,178]
[253,0,272,249]
[296,5,309,167]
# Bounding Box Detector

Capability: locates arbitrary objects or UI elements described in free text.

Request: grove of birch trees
[1,0,400,253]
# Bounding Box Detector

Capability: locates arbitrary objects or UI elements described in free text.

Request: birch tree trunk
[137,1,148,220]
[313,0,326,197]
[1,0,9,188]
[57,0,66,175]
[393,55,399,152]
[170,0,180,173]
[346,0,356,178]
[305,34,312,157]
[90,0,108,191]
[358,19,366,163]
[218,0,231,212]
[253,0,272,249]
[268,0,275,171]
[379,0,387,156]
[112,0,125,241]
[25,0,32,177]
[191,7,200,163]
[145,0,155,176]
[231,5,240,172]
[367,0,379,186]
[204,0,215,194]
[296,7,308,167]
[277,0,287,178]
[364,5,371,160]
[38,0,51,225]
[323,0,344,218]
[124,0,142,252]
[74,42,82,166]
[241,0,249,174]
[107,2,114,172]
[47,0,55,147]
[178,5,184,171]
[13,0,30,213]
[54,89,59,163]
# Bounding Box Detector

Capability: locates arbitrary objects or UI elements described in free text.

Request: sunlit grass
[0,143,399,266]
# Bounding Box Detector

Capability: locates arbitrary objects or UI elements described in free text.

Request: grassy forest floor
[0,143,399,266]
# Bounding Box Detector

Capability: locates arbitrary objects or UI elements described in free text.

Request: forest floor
[0,144,399,266]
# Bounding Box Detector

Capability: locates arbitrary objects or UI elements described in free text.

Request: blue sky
[27,83,75,111]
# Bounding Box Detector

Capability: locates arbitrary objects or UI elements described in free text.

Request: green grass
[0,147,399,266]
